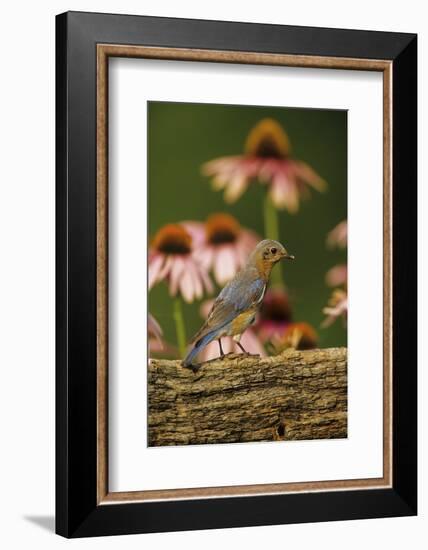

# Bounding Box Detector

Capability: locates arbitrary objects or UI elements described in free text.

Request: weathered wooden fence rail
[148,347,347,446]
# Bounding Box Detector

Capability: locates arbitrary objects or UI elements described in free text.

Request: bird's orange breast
[229,310,256,336]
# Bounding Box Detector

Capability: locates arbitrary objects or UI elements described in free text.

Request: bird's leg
[218,338,225,358]
[236,340,260,358]
[236,341,247,354]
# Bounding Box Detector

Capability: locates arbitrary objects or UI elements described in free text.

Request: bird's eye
[271,247,277,254]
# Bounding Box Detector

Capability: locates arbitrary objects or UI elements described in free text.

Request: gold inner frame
[96,44,393,504]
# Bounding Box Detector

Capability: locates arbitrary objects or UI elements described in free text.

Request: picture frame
[56,11,417,538]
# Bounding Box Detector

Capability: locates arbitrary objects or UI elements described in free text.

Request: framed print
[56,11,417,538]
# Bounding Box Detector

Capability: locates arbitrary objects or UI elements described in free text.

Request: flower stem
[173,297,187,358]
[263,193,283,286]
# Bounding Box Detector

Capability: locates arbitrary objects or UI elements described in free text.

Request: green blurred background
[148,101,347,350]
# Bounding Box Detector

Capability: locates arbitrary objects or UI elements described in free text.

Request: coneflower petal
[195,247,214,271]
[148,254,164,289]
[179,268,195,303]
[202,156,240,176]
[148,313,164,350]
[326,264,348,287]
[180,221,205,248]
[327,220,348,248]
[223,174,248,203]
[169,256,184,296]
[213,246,237,285]
[259,158,279,182]
[158,255,174,281]
[199,266,214,295]
[187,259,203,299]
[294,160,327,192]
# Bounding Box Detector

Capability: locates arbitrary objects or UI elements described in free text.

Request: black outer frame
[56,11,417,538]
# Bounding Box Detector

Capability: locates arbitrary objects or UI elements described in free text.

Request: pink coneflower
[202,118,326,213]
[322,289,348,328]
[148,314,178,359]
[149,224,213,304]
[256,288,292,342]
[326,264,348,287]
[197,300,266,361]
[183,213,259,285]
[327,220,348,249]
[148,313,164,353]
[272,322,319,352]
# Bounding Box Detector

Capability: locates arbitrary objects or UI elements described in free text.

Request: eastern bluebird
[182,239,294,369]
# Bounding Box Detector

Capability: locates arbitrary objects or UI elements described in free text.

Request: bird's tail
[182,330,218,369]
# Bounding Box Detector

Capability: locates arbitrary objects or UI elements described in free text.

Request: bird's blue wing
[232,277,266,312]
[204,276,264,329]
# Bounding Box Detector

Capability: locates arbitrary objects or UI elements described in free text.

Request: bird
[182,239,294,370]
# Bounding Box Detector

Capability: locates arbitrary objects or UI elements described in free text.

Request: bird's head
[250,239,294,276]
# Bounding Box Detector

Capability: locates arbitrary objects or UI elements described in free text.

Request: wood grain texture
[99,44,390,71]
[148,347,347,446]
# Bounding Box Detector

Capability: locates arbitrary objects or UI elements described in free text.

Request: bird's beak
[282,252,295,260]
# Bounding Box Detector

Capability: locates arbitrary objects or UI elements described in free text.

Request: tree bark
[148,347,347,446]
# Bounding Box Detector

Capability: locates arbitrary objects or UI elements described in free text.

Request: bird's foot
[223,352,241,360]
[220,352,261,364]
[182,361,201,374]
